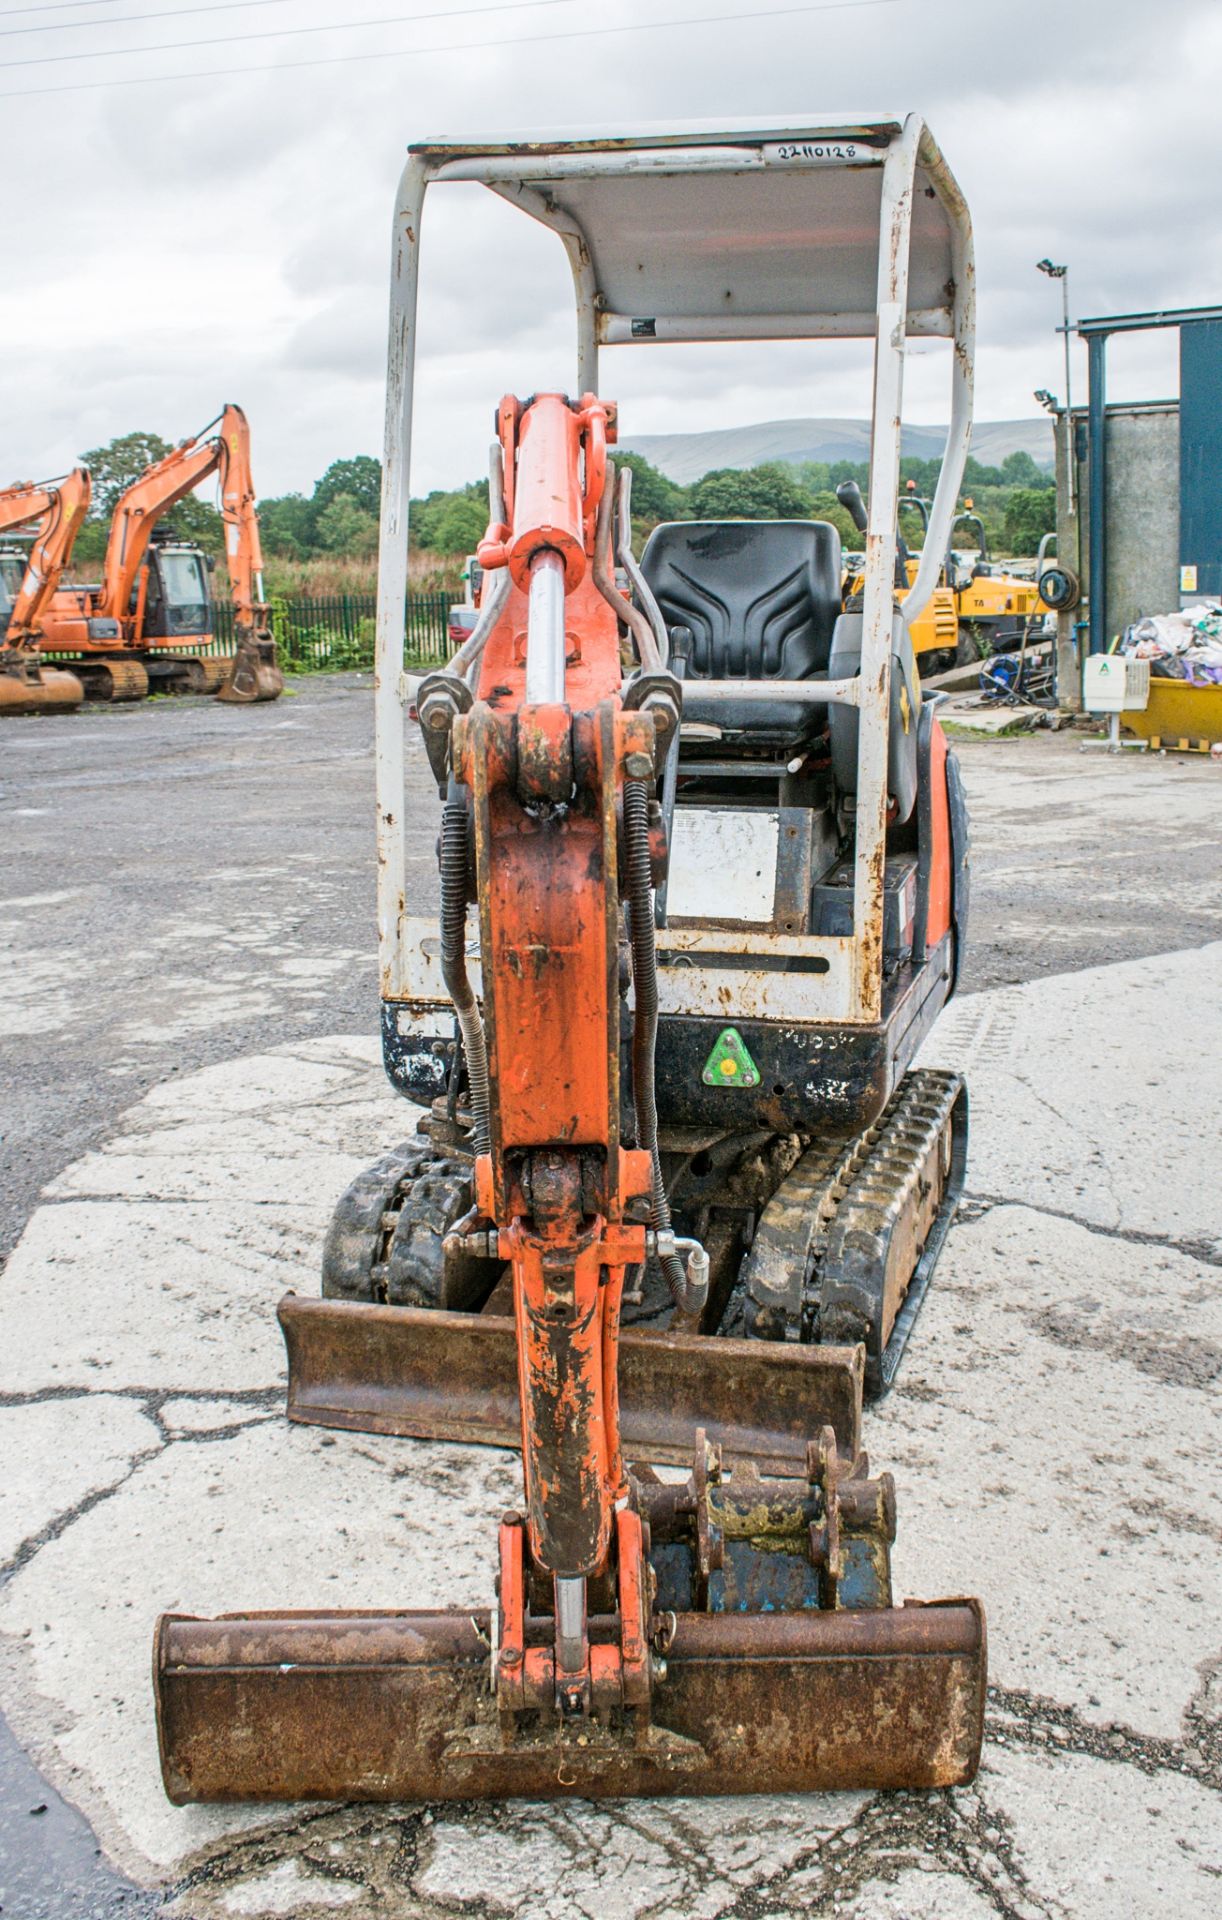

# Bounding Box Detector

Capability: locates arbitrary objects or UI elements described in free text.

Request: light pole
[1037,259,1074,512]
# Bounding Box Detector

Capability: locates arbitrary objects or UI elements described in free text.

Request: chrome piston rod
[525,550,567,704]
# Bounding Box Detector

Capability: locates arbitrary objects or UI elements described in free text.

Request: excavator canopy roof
[407,117,966,341]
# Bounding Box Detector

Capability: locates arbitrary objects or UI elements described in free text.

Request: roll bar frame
[374,116,975,1026]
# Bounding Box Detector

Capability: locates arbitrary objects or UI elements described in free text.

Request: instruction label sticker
[701,1027,761,1089]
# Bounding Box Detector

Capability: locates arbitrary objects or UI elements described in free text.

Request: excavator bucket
[217,626,283,703]
[157,1596,985,1803]
[0,658,83,715]
[157,1396,985,1805]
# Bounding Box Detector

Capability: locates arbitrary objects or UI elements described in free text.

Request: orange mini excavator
[0,469,91,714]
[156,118,985,1804]
[38,404,281,703]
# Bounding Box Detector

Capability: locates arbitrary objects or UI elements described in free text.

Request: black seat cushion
[640,520,843,744]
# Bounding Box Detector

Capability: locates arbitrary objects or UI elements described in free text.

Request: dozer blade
[217,633,283,703]
[155,1598,985,1804]
[0,663,83,715]
[280,1294,866,1470]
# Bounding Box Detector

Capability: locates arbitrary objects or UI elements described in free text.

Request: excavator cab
[139,537,213,644]
[0,549,24,632]
[156,117,986,1808]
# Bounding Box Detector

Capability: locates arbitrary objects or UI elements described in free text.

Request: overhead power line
[1,0,292,38]
[0,0,119,16]
[1,0,899,91]
[0,0,572,61]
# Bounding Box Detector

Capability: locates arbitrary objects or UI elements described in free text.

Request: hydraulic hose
[448,440,511,683]
[622,779,707,1315]
[439,800,491,1157]
[615,467,670,667]
[592,459,661,672]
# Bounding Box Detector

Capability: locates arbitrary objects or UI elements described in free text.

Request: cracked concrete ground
[2,680,1220,1917]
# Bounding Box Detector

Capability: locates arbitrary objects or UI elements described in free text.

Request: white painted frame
[375,117,974,1027]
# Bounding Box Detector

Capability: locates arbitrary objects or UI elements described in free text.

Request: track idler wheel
[322,1139,500,1312]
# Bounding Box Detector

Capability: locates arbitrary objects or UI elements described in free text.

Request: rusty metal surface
[280,1295,864,1469]
[155,1597,984,1803]
[75,654,149,702]
[0,661,83,715]
[216,631,282,703]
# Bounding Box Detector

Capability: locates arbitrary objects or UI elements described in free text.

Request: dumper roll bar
[374,116,974,1028]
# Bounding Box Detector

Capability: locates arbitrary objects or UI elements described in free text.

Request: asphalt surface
[1,675,1219,1916]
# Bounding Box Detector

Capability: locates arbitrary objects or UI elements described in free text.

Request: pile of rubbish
[1121,603,1222,685]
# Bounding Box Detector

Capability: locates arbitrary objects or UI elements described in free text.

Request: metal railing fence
[208,590,453,670]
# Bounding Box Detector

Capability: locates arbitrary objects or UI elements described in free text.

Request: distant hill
[618,417,1054,484]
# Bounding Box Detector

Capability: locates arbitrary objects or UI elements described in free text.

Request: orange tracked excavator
[155,118,986,1804]
[38,404,281,702]
[0,470,91,714]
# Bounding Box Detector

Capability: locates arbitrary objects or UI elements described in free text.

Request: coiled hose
[622,779,707,1315]
[439,801,491,1156]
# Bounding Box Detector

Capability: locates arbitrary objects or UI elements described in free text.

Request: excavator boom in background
[37,403,281,703]
[0,470,91,714]
[156,117,986,1806]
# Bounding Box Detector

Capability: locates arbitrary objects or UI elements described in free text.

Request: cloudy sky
[3,0,1220,499]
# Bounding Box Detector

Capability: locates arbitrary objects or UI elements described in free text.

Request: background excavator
[837,476,960,672]
[155,118,985,1806]
[0,470,92,714]
[38,404,281,703]
[947,501,1048,650]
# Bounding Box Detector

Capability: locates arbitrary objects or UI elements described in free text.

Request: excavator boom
[0,472,89,715]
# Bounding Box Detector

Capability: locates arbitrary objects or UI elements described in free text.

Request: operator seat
[640,520,842,747]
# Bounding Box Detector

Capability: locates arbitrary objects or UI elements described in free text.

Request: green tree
[614,451,687,524]
[80,430,173,517]
[314,491,379,557]
[689,462,813,520]
[168,495,225,555]
[78,429,223,552]
[313,455,381,518]
[411,480,490,553]
[257,493,317,560]
[1002,487,1056,556]
[429,490,490,554]
[1000,449,1046,488]
[808,490,864,552]
[790,460,833,494]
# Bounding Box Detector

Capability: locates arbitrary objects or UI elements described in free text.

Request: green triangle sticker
[701,1026,760,1089]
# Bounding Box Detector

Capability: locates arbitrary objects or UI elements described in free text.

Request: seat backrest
[640,520,842,680]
